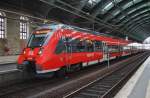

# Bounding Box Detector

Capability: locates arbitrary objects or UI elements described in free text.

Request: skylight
[132,13,147,19]
[128,9,136,14]
[133,0,143,4]
[118,15,125,20]
[139,10,149,14]
[103,2,114,11]
[134,15,147,21]
[101,2,114,14]
[88,0,100,4]
[88,0,95,4]
[114,0,123,3]
[123,1,133,9]
[113,10,120,16]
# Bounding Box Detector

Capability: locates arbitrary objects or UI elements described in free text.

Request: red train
[17,23,134,75]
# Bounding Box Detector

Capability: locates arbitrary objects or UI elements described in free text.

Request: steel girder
[40,0,120,29]
[123,15,150,31]
[39,0,150,41]
[88,0,149,41]
[108,0,148,24]
[102,0,132,20]
[118,6,150,25]
[127,17,150,32]
[90,0,110,17]
[121,13,150,30]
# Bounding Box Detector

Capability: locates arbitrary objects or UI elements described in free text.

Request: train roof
[37,23,111,36]
[37,23,130,45]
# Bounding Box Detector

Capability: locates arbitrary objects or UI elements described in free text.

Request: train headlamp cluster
[38,48,43,55]
[23,49,26,54]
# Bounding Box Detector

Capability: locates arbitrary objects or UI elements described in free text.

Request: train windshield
[27,24,63,48]
[27,34,47,47]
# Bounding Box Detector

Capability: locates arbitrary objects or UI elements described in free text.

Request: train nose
[17,61,29,70]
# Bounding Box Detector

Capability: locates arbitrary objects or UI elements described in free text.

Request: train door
[64,37,73,71]
[55,36,73,76]
[102,42,110,67]
[102,42,109,61]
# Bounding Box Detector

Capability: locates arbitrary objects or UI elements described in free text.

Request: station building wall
[0,12,35,56]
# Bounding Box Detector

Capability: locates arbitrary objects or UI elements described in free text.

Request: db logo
[29,51,34,55]
[87,53,94,57]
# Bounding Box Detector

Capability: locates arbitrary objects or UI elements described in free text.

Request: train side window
[71,39,79,52]
[123,46,130,52]
[108,45,119,52]
[95,41,102,51]
[71,38,85,52]
[55,38,66,54]
[119,46,123,52]
[86,40,94,52]
[77,39,86,52]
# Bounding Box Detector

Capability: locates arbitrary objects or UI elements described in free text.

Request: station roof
[0,0,149,42]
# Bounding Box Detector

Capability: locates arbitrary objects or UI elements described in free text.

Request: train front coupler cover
[17,60,36,73]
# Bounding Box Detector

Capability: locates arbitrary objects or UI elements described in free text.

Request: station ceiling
[0,0,150,42]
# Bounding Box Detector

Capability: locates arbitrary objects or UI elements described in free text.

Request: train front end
[17,28,53,74]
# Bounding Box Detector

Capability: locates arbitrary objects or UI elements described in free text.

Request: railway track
[63,52,149,98]
[0,52,148,98]
[0,58,120,98]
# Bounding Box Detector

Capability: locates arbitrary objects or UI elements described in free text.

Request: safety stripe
[36,68,60,74]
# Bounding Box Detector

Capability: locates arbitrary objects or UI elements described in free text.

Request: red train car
[17,23,131,74]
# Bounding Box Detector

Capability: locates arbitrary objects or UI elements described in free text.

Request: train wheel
[76,63,83,71]
[116,56,119,59]
[69,63,82,72]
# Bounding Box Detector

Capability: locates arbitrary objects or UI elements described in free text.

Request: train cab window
[95,41,102,51]
[27,34,47,47]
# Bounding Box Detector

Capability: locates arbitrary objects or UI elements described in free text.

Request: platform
[0,55,18,65]
[0,55,18,73]
[0,55,28,88]
[115,55,150,98]
[0,63,17,73]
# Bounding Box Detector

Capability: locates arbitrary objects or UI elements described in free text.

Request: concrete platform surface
[0,55,18,64]
[115,56,150,98]
[0,63,17,73]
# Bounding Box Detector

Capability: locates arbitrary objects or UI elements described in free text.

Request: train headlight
[22,49,26,54]
[23,50,26,54]
[38,48,43,55]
